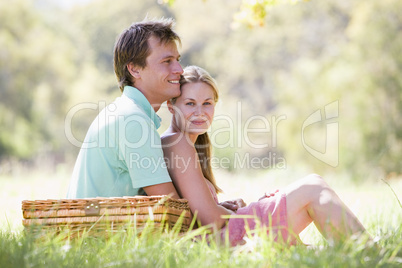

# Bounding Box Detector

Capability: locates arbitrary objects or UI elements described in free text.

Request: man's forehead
[148,35,178,48]
[147,37,180,58]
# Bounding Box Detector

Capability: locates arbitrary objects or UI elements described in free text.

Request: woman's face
[171,82,216,135]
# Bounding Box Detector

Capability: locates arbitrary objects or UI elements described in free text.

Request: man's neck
[152,104,161,113]
[133,86,162,112]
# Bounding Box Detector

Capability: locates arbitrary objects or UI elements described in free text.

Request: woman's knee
[302,174,329,190]
[286,174,324,202]
[295,174,333,202]
[285,174,333,206]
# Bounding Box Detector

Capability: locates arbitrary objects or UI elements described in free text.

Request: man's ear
[167,100,175,114]
[127,62,141,79]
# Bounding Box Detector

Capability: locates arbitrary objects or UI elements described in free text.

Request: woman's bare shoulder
[161,132,194,152]
[161,132,180,144]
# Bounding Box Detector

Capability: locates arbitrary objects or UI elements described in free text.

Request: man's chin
[168,88,181,99]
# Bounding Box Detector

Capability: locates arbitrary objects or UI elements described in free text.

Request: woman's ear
[167,100,175,114]
[127,62,141,79]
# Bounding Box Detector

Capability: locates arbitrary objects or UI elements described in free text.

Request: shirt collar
[122,86,162,129]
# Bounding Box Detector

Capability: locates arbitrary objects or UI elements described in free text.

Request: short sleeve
[117,112,171,188]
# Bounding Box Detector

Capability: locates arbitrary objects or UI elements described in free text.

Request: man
[67,18,182,199]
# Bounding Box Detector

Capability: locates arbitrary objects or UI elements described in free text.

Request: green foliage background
[0,0,401,180]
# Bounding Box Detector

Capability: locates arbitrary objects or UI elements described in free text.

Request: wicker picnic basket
[22,195,191,236]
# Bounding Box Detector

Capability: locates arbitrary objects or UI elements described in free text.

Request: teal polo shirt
[67,86,172,198]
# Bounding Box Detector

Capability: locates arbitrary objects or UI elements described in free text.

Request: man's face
[135,35,183,107]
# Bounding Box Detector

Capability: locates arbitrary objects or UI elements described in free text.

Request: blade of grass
[382,179,402,209]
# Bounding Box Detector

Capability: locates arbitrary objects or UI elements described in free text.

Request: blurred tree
[0,0,84,162]
[345,0,402,176]
[274,0,402,178]
[162,0,309,27]
[71,0,173,75]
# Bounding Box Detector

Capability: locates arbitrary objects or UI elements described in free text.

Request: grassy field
[1,167,401,267]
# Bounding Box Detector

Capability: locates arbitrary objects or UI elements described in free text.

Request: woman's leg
[284,174,367,241]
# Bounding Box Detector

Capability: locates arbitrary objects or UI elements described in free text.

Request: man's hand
[219,198,247,212]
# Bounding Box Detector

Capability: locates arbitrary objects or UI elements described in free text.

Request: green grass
[1,168,402,267]
[1,221,401,268]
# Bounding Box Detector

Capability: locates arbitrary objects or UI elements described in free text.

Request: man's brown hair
[113,17,181,92]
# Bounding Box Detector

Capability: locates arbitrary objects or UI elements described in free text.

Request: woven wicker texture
[22,195,191,235]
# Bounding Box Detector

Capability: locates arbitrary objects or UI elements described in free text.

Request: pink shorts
[221,192,289,246]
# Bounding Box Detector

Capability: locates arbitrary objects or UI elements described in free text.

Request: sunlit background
[1,0,401,232]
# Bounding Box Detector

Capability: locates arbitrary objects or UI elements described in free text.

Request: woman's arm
[162,135,233,229]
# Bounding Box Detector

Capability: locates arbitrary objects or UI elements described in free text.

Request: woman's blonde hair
[171,65,222,194]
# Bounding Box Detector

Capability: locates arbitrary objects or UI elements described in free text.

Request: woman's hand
[258,189,279,201]
[219,198,247,212]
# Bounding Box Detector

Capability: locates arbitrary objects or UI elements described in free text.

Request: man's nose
[173,61,183,74]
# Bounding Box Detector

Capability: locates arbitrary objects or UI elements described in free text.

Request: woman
[161,65,368,246]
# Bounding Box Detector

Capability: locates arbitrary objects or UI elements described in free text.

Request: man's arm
[219,198,247,212]
[143,182,180,199]
[120,113,179,198]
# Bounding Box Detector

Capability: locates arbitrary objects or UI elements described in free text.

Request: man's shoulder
[105,97,152,126]
[111,95,145,115]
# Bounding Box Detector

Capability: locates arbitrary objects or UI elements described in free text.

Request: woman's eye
[186,102,194,106]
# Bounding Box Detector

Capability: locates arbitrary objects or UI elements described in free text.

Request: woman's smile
[170,82,216,136]
[190,119,207,125]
